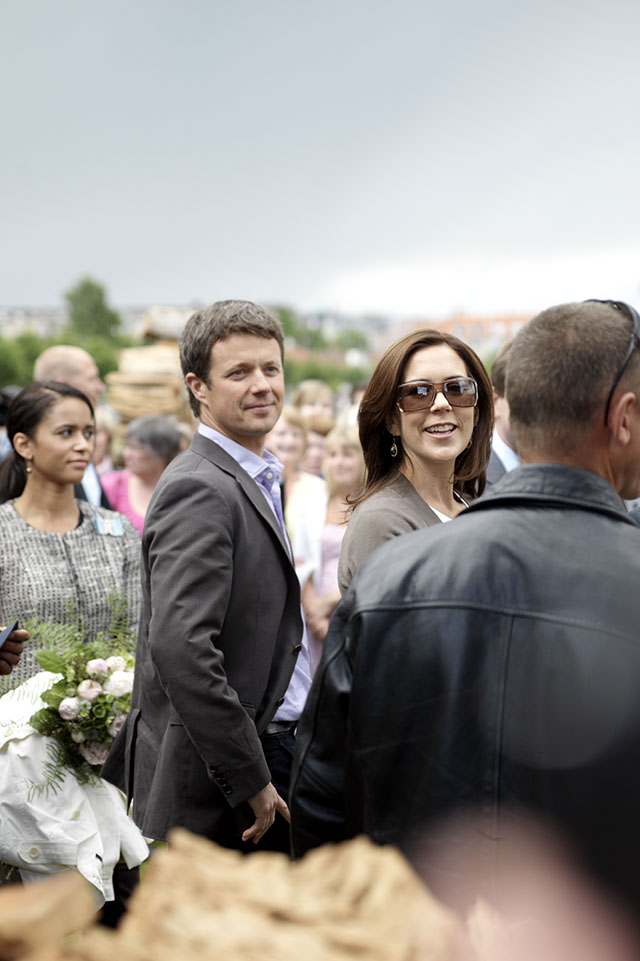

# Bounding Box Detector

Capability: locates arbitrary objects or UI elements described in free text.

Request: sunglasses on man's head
[396,377,478,412]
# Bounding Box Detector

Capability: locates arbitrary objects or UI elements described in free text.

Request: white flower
[106,655,127,672]
[59,697,82,721]
[102,670,134,698]
[70,728,86,743]
[77,679,102,702]
[107,714,127,738]
[86,658,109,678]
[78,741,109,766]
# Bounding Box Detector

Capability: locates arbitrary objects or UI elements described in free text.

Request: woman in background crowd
[338,330,492,593]
[0,382,141,681]
[293,425,365,673]
[0,381,145,917]
[301,412,335,476]
[94,408,117,476]
[266,406,326,542]
[101,415,182,535]
[290,379,335,421]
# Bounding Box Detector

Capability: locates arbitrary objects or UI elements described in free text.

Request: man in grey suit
[486,339,520,484]
[122,300,311,851]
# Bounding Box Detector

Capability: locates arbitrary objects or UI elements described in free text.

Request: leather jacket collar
[471,463,633,524]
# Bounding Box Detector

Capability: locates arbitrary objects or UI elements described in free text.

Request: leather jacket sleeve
[289,595,355,857]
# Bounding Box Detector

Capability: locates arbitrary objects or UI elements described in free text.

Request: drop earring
[25,461,33,474]
[390,437,399,458]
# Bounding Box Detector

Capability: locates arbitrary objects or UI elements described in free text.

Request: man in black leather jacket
[290,299,640,924]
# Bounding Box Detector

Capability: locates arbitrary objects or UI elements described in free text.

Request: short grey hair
[126,415,182,464]
[507,300,640,457]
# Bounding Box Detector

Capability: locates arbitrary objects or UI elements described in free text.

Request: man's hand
[242,781,290,845]
[0,629,28,675]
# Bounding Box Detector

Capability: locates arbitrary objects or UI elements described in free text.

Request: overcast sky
[2,0,639,318]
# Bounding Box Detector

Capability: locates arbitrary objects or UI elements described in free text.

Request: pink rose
[86,658,109,678]
[59,697,82,721]
[77,679,103,702]
[106,656,127,672]
[107,714,127,738]
[78,742,109,766]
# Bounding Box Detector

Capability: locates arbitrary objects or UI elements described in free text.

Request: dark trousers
[255,730,296,854]
[215,730,296,856]
[102,733,295,926]
[100,863,140,928]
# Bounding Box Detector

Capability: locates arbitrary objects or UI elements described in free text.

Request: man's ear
[11,432,32,462]
[608,390,638,447]
[185,372,205,403]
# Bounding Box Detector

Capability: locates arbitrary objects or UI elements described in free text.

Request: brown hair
[507,300,640,458]
[290,379,334,411]
[179,300,285,417]
[352,329,493,507]
[490,339,513,397]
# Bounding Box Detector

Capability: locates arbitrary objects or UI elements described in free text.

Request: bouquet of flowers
[24,595,136,785]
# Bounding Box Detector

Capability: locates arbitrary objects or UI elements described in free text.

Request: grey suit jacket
[485,448,507,485]
[122,432,303,841]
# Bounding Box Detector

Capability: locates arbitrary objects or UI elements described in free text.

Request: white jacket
[0,673,148,905]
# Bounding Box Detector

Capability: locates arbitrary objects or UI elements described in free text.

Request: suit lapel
[190,432,292,563]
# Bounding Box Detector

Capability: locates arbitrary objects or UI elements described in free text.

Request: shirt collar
[492,429,520,473]
[197,423,284,481]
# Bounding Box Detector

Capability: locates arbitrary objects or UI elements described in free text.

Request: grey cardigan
[338,473,442,595]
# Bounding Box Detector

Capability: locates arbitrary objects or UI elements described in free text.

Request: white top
[492,429,520,473]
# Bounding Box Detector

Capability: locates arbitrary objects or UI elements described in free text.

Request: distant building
[0,306,66,338]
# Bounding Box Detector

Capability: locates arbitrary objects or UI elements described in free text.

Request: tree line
[1,279,372,392]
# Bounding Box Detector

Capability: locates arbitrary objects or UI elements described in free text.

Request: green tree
[284,358,370,391]
[276,306,300,340]
[0,337,28,386]
[275,306,328,350]
[81,336,120,380]
[64,277,122,342]
[334,329,369,351]
[14,331,52,380]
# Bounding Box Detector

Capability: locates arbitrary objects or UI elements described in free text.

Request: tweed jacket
[0,500,141,686]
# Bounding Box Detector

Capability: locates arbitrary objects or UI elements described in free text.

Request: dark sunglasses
[396,376,478,413]
[587,299,640,427]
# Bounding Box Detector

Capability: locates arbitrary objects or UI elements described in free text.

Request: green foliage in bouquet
[25,593,136,790]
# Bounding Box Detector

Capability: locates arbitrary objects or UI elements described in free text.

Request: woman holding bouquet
[0,381,141,682]
[0,381,146,921]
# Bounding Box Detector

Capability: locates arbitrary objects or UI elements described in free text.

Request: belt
[262,720,297,738]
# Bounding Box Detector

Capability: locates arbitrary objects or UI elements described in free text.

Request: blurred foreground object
[17,831,460,961]
[4,827,638,961]
[0,872,96,959]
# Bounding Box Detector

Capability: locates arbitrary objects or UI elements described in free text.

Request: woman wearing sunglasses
[338,329,493,593]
